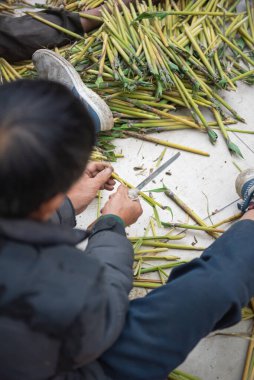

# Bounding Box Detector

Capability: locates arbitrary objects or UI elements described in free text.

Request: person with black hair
[2,78,254,380]
[0,78,143,380]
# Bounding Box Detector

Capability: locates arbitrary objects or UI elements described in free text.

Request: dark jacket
[0,199,133,380]
[0,10,83,62]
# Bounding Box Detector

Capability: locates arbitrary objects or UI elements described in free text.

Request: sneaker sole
[32,49,114,132]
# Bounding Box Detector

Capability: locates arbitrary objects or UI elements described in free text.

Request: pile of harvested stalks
[36,0,254,157]
[1,0,254,159]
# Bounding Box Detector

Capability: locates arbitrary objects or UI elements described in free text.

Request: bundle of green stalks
[37,0,254,157]
[2,0,254,159]
[44,0,105,11]
[0,1,14,14]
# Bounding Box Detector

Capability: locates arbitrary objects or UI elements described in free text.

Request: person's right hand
[101,185,143,226]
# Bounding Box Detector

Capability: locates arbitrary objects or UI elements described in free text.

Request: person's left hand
[67,162,115,214]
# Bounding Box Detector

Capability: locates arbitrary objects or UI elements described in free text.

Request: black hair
[0,79,96,218]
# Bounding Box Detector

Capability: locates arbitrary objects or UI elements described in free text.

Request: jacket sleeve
[100,220,254,380]
[51,196,76,228]
[58,215,134,369]
[0,10,83,62]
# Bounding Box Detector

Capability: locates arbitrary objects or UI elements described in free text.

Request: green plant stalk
[126,119,237,127]
[213,51,237,91]
[0,64,10,82]
[134,255,180,261]
[125,98,203,130]
[119,0,140,49]
[0,64,15,81]
[164,187,219,239]
[110,36,142,75]
[140,126,252,134]
[184,25,216,78]
[0,58,22,79]
[211,212,242,228]
[158,268,166,285]
[130,100,175,110]
[79,12,102,22]
[162,222,224,233]
[135,248,169,255]
[213,127,254,134]
[133,222,151,253]
[246,0,254,40]
[169,369,202,380]
[173,72,217,143]
[97,190,102,219]
[114,3,128,43]
[26,11,84,39]
[140,241,204,251]
[144,34,162,77]
[133,281,162,289]
[96,32,108,87]
[242,322,254,380]
[150,218,156,237]
[213,108,243,158]
[218,33,254,67]
[232,69,254,83]
[136,10,241,17]
[225,14,247,37]
[228,0,242,12]
[153,205,162,228]
[70,35,99,63]
[203,82,245,122]
[110,106,159,119]
[142,39,158,75]
[239,26,254,47]
[129,234,186,242]
[140,261,186,274]
[168,49,219,111]
[167,68,201,126]
[123,131,210,157]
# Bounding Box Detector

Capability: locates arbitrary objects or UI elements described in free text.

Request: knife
[128,152,180,200]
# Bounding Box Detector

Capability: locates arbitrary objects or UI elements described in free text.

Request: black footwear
[235,169,254,212]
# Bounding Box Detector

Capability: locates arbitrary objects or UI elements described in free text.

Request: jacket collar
[0,218,89,246]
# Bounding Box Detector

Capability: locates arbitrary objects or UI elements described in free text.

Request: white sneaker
[32,49,114,132]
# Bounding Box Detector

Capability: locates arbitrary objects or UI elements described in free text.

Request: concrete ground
[78,81,254,379]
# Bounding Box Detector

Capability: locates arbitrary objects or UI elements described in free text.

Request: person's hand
[80,0,143,32]
[67,162,115,214]
[101,185,143,226]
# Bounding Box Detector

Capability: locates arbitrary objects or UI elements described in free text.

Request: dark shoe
[235,169,254,212]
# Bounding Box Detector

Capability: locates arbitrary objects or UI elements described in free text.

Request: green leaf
[165,206,173,219]
[95,76,104,88]
[208,129,218,144]
[132,11,169,23]
[153,206,162,228]
[218,78,228,89]
[144,186,168,193]
[168,62,180,72]
[227,140,244,158]
[74,62,88,72]
[235,38,245,50]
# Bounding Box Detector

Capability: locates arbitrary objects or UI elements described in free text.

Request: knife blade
[128,152,180,200]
